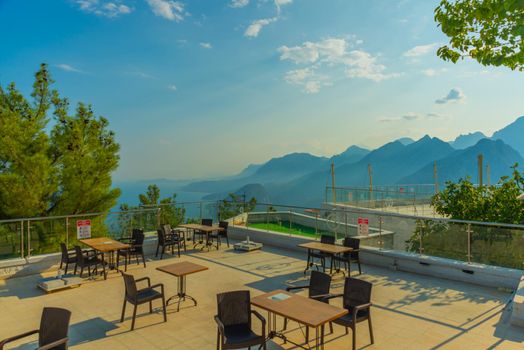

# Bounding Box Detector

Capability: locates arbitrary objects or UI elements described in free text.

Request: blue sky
[0,0,522,181]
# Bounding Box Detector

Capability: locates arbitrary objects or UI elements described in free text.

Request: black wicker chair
[59,243,77,275]
[155,227,182,259]
[117,229,146,271]
[325,277,374,350]
[193,218,212,244]
[307,234,335,273]
[215,290,266,350]
[284,271,333,341]
[120,272,167,331]
[0,307,71,350]
[209,221,230,249]
[333,237,362,275]
[74,245,106,279]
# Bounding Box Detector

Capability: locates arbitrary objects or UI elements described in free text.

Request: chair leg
[149,301,153,313]
[131,304,137,330]
[142,253,146,268]
[162,295,167,322]
[216,329,220,350]
[101,261,107,280]
[177,243,181,257]
[124,255,128,272]
[358,260,362,275]
[136,254,139,266]
[116,255,120,270]
[79,267,83,278]
[120,299,127,322]
[160,246,165,260]
[74,264,78,275]
[60,260,64,270]
[352,325,356,350]
[226,236,229,248]
[305,327,309,342]
[283,318,288,330]
[155,244,159,257]
[64,262,69,275]
[368,314,374,344]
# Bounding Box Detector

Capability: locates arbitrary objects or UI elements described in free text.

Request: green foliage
[431,164,524,223]
[218,193,257,221]
[435,0,524,70]
[0,64,57,218]
[0,64,121,220]
[118,184,186,235]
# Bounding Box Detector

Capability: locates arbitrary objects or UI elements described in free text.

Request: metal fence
[2,200,524,271]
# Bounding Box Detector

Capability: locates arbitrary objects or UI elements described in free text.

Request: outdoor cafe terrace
[1,235,524,349]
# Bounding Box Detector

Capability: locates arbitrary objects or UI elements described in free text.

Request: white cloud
[146,0,187,21]
[284,68,330,94]
[435,88,465,104]
[55,64,83,73]
[403,43,438,57]
[75,0,132,18]
[344,50,400,82]
[275,0,293,13]
[278,37,399,90]
[199,42,212,49]
[422,68,447,77]
[230,0,249,8]
[167,84,177,91]
[244,17,277,38]
[379,112,446,123]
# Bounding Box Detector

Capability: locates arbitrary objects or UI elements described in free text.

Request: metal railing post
[345,211,348,237]
[378,216,384,249]
[27,221,31,258]
[20,220,24,258]
[66,217,69,248]
[418,221,424,255]
[466,223,472,264]
[156,207,161,228]
[199,202,203,221]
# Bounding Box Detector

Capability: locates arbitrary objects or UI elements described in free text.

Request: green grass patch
[248,221,329,238]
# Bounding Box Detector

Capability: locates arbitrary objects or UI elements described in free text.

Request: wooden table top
[156,261,209,277]
[178,224,224,232]
[79,237,129,252]
[298,242,353,254]
[251,290,347,328]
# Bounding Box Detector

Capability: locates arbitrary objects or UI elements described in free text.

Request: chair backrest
[343,237,360,258]
[162,224,172,237]
[74,246,84,264]
[133,231,145,251]
[219,221,228,235]
[157,228,165,245]
[201,218,213,226]
[308,271,332,300]
[121,272,138,299]
[320,234,335,245]
[216,290,251,328]
[131,228,143,241]
[39,307,71,350]
[342,277,372,312]
[60,243,68,261]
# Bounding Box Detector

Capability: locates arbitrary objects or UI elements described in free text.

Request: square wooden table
[79,237,130,278]
[156,261,208,311]
[298,242,352,275]
[178,224,224,250]
[251,289,347,349]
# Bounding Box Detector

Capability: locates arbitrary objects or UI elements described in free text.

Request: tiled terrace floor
[0,244,523,350]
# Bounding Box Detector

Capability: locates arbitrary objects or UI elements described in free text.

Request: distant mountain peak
[395,137,415,146]
[492,115,524,158]
[450,131,487,150]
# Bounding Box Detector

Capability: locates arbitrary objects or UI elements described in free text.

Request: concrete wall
[230,225,523,290]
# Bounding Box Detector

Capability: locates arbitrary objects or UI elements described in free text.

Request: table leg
[165,275,198,311]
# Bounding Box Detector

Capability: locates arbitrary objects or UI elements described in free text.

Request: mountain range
[137,115,524,207]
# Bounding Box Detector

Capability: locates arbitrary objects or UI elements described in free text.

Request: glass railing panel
[0,220,23,259]
[470,224,524,270]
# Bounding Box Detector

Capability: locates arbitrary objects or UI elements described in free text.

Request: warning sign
[76,220,91,239]
[357,217,369,236]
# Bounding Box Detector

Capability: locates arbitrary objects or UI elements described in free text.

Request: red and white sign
[357,217,369,236]
[76,220,91,239]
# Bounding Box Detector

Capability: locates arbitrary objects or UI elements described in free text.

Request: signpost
[76,220,91,239]
[357,217,369,236]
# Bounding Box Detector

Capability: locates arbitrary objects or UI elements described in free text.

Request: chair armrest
[38,337,68,350]
[354,302,372,311]
[136,277,151,287]
[251,310,266,336]
[0,329,39,349]
[286,285,310,292]
[150,283,164,294]
[214,315,225,334]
